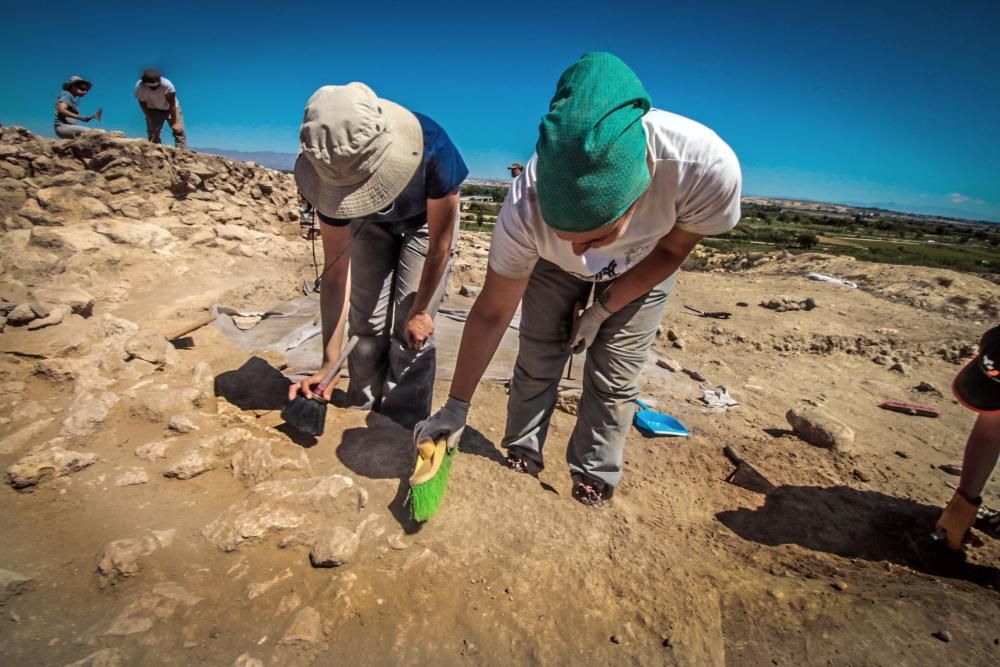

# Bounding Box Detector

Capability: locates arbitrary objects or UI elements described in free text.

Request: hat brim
[64,79,92,91]
[953,354,1000,414]
[294,99,423,220]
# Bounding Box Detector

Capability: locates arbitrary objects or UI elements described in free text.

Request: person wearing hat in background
[935,324,1000,550]
[289,83,468,429]
[135,68,186,148]
[508,161,523,178]
[54,76,103,139]
[414,52,742,506]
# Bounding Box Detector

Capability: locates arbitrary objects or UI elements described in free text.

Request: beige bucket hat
[294,83,423,219]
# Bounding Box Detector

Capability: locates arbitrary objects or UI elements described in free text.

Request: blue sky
[3,1,999,222]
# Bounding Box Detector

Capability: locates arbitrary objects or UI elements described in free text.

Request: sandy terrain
[0,129,998,666]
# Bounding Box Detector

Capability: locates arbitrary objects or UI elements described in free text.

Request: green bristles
[410,447,455,522]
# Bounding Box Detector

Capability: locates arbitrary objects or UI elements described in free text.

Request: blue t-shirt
[54,91,79,127]
[318,112,468,231]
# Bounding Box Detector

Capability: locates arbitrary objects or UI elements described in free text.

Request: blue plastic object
[633,400,689,437]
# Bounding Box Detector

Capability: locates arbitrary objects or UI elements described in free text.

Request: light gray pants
[345,220,454,429]
[54,124,104,139]
[503,259,675,488]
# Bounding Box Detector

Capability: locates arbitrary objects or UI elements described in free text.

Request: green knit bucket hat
[536,52,652,232]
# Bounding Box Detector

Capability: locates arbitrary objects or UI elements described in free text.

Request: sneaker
[506,453,529,474]
[571,479,612,507]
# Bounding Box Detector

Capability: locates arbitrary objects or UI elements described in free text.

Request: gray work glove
[413,396,470,451]
[571,301,613,353]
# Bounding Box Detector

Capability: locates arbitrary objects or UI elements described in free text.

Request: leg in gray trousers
[346,220,454,429]
[504,259,675,489]
[54,124,104,139]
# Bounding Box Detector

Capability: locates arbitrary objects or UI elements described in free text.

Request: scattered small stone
[666,328,679,342]
[167,415,199,434]
[832,581,848,591]
[683,368,706,382]
[736,301,749,307]
[135,440,171,461]
[459,284,480,298]
[914,381,942,396]
[610,634,622,644]
[656,357,682,372]
[7,303,37,325]
[124,329,169,367]
[894,450,910,459]
[163,448,216,480]
[115,468,149,486]
[96,539,148,582]
[310,526,359,567]
[555,388,582,416]
[662,637,673,648]
[64,648,128,667]
[672,339,686,350]
[852,469,872,483]
[889,362,908,375]
[281,606,322,644]
[932,629,952,643]
[6,445,98,489]
[872,355,892,366]
[938,464,962,476]
[27,306,66,330]
[0,568,34,604]
[785,406,855,452]
[387,533,410,551]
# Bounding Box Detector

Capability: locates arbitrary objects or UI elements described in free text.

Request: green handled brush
[409,438,456,522]
[281,335,358,436]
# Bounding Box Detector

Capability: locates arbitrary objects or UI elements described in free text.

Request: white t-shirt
[489,109,742,282]
[134,77,177,111]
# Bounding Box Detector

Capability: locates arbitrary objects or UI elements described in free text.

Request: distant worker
[135,68,186,149]
[289,83,468,429]
[415,52,742,506]
[54,76,104,139]
[508,161,523,178]
[935,325,1000,550]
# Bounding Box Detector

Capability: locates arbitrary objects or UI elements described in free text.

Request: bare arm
[600,226,704,312]
[166,92,178,112]
[449,267,528,402]
[404,191,460,349]
[289,221,351,400]
[57,101,93,122]
[958,412,1000,500]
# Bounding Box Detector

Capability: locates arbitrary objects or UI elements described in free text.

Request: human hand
[287,366,340,402]
[404,310,434,350]
[935,490,979,550]
[571,301,612,353]
[94,108,103,122]
[413,396,470,451]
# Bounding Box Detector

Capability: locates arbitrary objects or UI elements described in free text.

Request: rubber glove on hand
[571,301,612,353]
[413,396,470,451]
[935,490,980,550]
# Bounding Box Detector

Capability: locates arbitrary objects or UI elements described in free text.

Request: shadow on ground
[335,416,508,533]
[717,485,999,588]
[215,356,289,411]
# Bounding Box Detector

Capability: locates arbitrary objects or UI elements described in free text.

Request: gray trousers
[54,124,104,139]
[345,220,454,429]
[503,259,675,488]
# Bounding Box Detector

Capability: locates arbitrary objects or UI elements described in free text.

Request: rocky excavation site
[0,128,998,666]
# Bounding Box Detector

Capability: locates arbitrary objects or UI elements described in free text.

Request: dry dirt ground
[1,130,999,666]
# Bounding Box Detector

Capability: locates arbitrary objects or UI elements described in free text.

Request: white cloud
[974,199,986,206]
[947,192,971,204]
